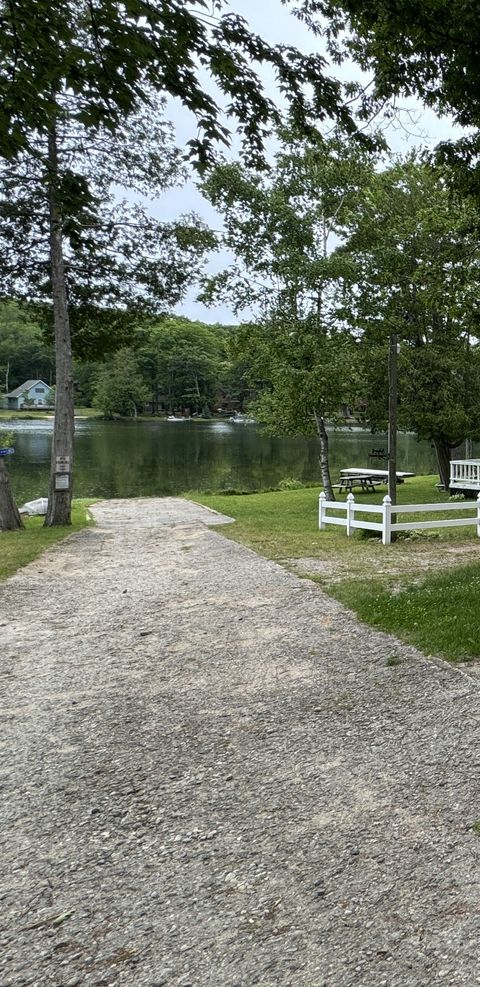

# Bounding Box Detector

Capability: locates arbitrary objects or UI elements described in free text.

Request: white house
[6,379,54,410]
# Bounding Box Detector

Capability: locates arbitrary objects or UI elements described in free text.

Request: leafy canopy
[339,158,480,478]
[290,1,480,179]
[93,347,150,417]
[201,126,374,438]
[0,100,216,359]
[0,0,361,169]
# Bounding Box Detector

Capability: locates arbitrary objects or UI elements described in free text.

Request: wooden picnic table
[340,467,415,484]
[332,474,382,494]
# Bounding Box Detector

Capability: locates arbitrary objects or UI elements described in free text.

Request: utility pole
[388,333,398,506]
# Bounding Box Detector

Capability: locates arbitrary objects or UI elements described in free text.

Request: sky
[157,0,464,325]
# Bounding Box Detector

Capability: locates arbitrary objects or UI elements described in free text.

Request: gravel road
[1,497,479,987]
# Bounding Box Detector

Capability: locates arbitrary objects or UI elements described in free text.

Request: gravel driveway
[1,497,479,987]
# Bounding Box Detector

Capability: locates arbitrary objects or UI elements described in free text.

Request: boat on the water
[229,414,256,424]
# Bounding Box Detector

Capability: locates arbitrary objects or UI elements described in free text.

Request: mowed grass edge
[191,477,480,663]
[0,499,94,582]
[329,566,480,663]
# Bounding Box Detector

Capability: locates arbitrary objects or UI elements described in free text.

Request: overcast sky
[156,1,464,325]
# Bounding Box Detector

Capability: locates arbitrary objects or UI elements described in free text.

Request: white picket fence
[319,491,480,545]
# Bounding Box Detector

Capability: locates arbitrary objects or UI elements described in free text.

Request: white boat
[166,415,187,421]
[230,414,256,424]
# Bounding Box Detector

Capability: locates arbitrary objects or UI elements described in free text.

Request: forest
[0,303,250,417]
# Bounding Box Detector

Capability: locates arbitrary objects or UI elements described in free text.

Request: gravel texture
[1,497,480,987]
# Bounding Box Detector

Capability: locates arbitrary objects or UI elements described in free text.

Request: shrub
[278,477,304,490]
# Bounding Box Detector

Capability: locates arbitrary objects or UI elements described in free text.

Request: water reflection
[5,418,443,503]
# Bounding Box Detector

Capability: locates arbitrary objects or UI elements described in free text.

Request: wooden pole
[388,333,398,506]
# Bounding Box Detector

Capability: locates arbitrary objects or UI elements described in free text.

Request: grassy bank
[0,409,53,420]
[194,477,480,663]
[0,500,93,582]
[73,407,103,418]
[0,407,102,421]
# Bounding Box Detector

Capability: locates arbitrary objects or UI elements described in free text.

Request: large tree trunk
[0,458,23,531]
[433,438,452,490]
[45,123,75,527]
[314,410,335,501]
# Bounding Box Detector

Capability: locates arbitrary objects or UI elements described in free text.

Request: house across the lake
[5,379,54,410]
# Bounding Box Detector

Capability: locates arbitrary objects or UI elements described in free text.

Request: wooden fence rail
[318,492,480,546]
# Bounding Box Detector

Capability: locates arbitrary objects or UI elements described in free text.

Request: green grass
[0,407,102,420]
[331,567,480,662]
[194,476,473,558]
[192,477,480,663]
[0,409,52,420]
[0,500,94,582]
[73,407,102,418]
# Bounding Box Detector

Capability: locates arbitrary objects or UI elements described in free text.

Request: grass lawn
[331,565,480,663]
[0,500,94,582]
[193,477,480,663]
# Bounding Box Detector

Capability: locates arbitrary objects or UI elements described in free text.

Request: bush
[278,477,304,490]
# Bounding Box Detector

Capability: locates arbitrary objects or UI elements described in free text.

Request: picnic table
[332,473,382,494]
[340,467,415,483]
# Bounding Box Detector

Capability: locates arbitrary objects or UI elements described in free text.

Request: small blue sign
[0,448,15,456]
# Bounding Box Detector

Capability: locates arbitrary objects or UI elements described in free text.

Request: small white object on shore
[19,497,48,517]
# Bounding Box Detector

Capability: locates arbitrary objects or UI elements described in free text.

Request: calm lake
[6,418,443,504]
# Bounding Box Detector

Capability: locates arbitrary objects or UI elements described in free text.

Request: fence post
[382,494,392,545]
[346,493,354,536]
[319,491,326,530]
[477,492,480,538]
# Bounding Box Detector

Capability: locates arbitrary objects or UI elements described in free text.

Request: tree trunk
[45,122,74,527]
[433,438,452,490]
[314,410,335,501]
[0,458,23,531]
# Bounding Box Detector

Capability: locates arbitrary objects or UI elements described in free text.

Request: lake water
[5,418,443,504]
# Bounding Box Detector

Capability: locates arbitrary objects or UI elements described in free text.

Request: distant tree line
[0,305,252,417]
